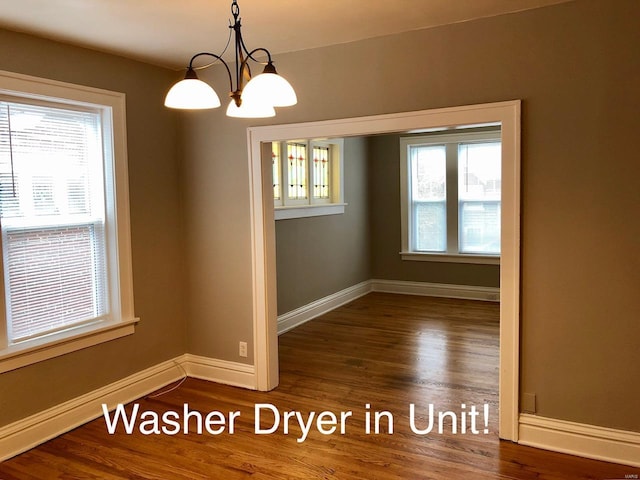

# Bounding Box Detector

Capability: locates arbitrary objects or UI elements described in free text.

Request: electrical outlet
[239,341,248,358]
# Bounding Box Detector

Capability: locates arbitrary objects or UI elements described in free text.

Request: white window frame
[400,129,501,265]
[0,70,137,373]
[273,138,345,220]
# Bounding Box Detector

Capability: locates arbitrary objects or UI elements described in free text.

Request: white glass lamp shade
[241,63,297,107]
[164,75,221,110]
[226,99,275,118]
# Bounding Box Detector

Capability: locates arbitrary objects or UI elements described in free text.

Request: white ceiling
[0,0,571,70]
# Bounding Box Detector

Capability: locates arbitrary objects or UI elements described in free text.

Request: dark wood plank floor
[1,293,638,479]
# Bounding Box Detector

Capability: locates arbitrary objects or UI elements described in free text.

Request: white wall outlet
[239,341,248,358]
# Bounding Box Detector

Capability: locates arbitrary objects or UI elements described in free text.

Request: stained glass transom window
[272,141,281,201]
[271,138,344,218]
[312,145,330,199]
[287,142,307,200]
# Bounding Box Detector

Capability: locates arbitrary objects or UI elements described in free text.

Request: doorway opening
[247,101,521,441]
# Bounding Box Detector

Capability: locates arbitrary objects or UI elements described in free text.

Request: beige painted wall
[182,0,639,432]
[368,134,500,287]
[0,30,186,426]
[276,137,370,315]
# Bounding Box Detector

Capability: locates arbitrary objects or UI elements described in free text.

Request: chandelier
[164,0,297,118]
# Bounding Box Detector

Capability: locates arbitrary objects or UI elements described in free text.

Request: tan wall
[368,134,500,287]
[275,137,371,315]
[183,0,640,432]
[0,30,186,426]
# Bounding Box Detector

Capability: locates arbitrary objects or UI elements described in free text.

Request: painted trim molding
[371,279,500,302]
[274,204,347,221]
[0,355,257,462]
[182,354,256,389]
[277,281,372,335]
[277,280,500,335]
[0,358,183,462]
[247,102,522,441]
[519,414,640,468]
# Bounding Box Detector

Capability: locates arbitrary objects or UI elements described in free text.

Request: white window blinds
[0,100,109,343]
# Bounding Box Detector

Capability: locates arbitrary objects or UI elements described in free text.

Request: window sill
[400,252,500,265]
[0,317,139,374]
[275,203,347,220]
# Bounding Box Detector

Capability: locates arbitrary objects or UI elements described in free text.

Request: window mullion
[445,143,458,254]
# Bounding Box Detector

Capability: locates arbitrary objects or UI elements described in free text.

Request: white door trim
[246,100,521,441]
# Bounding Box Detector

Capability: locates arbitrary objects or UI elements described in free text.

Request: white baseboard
[519,414,640,468]
[0,357,184,462]
[0,354,257,461]
[277,281,372,335]
[371,279,500,302]
[277,279,500,335]
[182,354,256,389]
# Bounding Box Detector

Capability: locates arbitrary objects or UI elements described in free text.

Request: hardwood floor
[1,293,637,479]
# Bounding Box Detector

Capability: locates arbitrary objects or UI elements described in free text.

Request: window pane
[410,145,446,252]
[414,201,446,251]
[312,145,330,199]
[0,101,108,343]
[458,142,501,254]
[272,142,281,200]
[287,142,307,200]
[459,201,501,254]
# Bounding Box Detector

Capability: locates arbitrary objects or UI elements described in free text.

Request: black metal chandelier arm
[232,15,272,65]
[243,47,273,65]
[187,52,234,92]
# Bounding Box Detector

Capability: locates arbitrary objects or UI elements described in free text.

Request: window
[0,70,136,373]
[400,129,501,264]
[272,138,345,220]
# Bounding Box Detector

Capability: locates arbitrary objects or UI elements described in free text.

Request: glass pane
[414,201,446,252]
[287,142,307,200]
[312,145,330,199]
[272,142,280,200]
[459,201,501,254]
[410,145,446,202]
[410,145,446,252]
[458,142,501,254]
[458,142,501,201]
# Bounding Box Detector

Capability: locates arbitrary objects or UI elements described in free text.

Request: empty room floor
[0,293,636,479]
